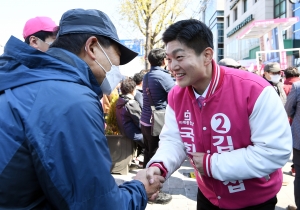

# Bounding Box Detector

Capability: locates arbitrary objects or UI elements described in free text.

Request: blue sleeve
[26,83,147,210]
[161,72,175,93]
[134,91,143,108]
[285,83,298,118]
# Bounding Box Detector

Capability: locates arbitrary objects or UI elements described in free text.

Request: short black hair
[132,72,144,85]
[120,78,136,95]
[24,30,57,44]
[162,19,214,55]
[284,67,299,78]
[50,27,113,55]
[148,48,166,67]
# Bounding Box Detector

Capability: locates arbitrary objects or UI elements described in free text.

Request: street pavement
[112,154,296,210]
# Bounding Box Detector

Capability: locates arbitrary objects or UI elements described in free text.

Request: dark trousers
[141,125,159,168]
[293,148,300,208]
[133,140,145,157]
[197,188,277,210]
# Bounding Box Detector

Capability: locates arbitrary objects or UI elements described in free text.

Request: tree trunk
[145,18,152,70]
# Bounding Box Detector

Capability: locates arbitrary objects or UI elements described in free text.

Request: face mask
[269,74,281,84]
[94,43,122,95]
[38,38,52,46]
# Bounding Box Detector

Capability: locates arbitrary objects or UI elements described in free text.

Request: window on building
[218,49,224,62]
[274,0,287,38]
[227,16,230,27]
[234,8,238,21]
[217,23,224,44]
[274,0,286,18]
[244,0,248,12]
[293,3,300,40]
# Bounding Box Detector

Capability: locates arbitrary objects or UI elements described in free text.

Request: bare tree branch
[151,0,167,15]
[119,0,190,69]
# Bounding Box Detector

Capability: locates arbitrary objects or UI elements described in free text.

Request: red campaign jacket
[149,59,292,209]
[284,77,300,96]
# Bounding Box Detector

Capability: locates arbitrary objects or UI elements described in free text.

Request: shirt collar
[125,93,134,99]
[193,82,210,99]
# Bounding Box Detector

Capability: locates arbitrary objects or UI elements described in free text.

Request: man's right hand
[134,168,165,200]
[146,166,162,184]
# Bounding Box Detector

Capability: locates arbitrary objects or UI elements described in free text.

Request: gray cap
[58,9,138,65]
[218,58,241,68]
[264,62,281,72]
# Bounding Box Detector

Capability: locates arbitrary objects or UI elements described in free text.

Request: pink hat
[23,16,57,39]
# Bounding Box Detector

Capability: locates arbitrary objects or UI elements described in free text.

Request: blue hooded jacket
[0,36,147,209]
[140,66,175,125]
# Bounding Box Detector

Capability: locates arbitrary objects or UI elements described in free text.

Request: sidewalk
[112,156,296,210]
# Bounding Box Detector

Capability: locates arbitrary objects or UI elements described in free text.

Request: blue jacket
[134,90,143,108]
[0,36,147,209]
[140,66,175,125]
[285,81,300,150]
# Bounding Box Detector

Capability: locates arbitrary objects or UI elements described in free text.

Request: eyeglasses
[269,71,281,75]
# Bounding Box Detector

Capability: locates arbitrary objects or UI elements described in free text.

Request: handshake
[133,166,165,200]
[133,152,205,200]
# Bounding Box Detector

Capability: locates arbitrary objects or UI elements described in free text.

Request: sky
[0,0,134,45]
[0,0,200,75]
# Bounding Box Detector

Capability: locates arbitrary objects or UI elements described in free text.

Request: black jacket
[116,94,143,142]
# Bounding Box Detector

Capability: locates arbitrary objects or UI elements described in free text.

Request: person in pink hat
[23,16,57,52]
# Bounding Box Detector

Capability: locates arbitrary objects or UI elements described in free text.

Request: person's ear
[83,36,99,60]
[161,58,167,67]
[203,47,213,65]
[29,36,39,49]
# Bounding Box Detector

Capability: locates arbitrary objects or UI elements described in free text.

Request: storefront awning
[237,17,299,39]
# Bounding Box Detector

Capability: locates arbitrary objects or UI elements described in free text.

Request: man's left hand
[189,152,205,175]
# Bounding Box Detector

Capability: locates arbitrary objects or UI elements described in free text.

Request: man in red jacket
[284,66,300,96]
[140,19,292,210]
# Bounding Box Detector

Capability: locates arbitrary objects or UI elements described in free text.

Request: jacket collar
[284,77,300,85]
[46,47,102,96]
[124,94,134,100]
[150,66,169,73]
[0,36,102,96]
[206,59,224,97]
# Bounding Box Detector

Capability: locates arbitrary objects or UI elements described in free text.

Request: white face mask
[269,74,281,84]
[94,42,122,95]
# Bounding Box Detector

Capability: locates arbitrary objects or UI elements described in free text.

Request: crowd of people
[0,7,299,210]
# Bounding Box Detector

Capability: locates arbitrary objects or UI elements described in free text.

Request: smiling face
[166,40,213,94]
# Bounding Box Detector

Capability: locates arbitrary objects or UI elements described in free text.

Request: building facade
[224,0,299,68]
[199,0,225,62]
[293,2,300,67]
